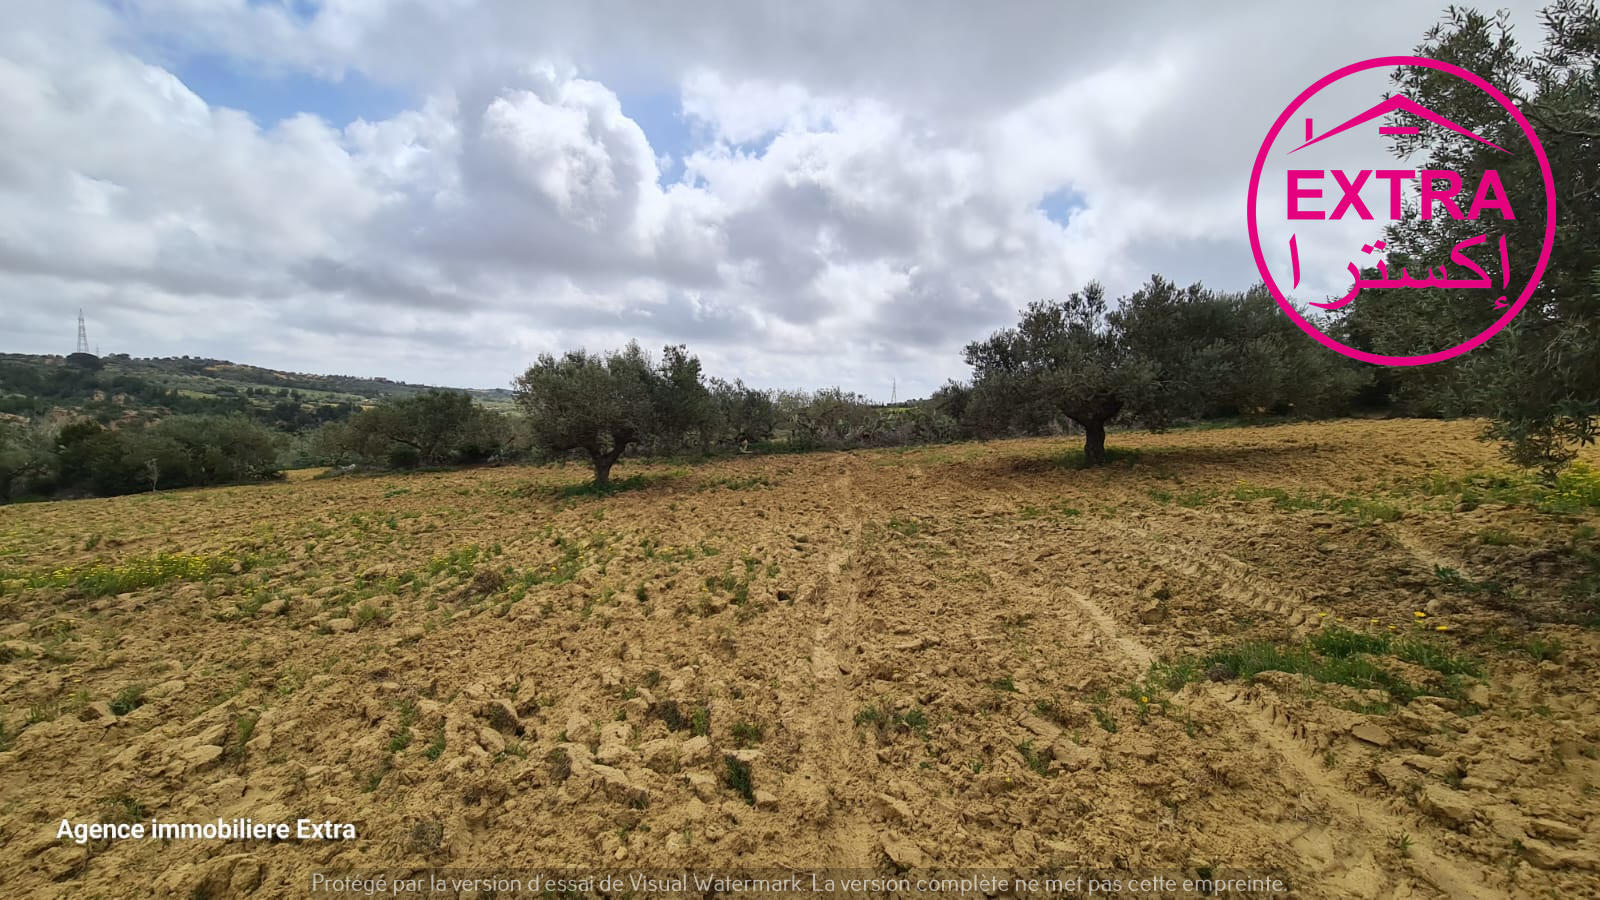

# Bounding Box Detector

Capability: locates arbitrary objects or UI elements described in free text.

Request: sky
[0,1,1548,398]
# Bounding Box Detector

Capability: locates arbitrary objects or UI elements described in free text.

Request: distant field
[1,419,1597,896]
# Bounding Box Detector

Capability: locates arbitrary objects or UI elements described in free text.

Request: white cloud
[0,0,1553,398]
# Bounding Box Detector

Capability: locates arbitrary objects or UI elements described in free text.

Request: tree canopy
[965,277,1365,462]
[1335,1,1599,469]
[340,389,513,468]
[513,343,712,486]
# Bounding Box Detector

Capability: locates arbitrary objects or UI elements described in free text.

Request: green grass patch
[886,517,924,537]
[1204,640,1420,701]
[1392,638,1481,677]
[1432,565,1505,596]
[426,544,482,579]
[1518,635,1563,661]
[1189,625,1480,703]
[853,700,930,739]
[1477,528,1521,546]
[109,684,147,717]
[721,754,755,804]
[730,720,764,748]
[1017,740,1052,777]
[422,724,445,761]
[1410,462,1600,515]
[11,552,249,598]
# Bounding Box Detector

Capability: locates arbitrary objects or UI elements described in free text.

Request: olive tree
[513,343,710,486]
[343,390,509,468]
[0,420,56,503]
[964,282,1157,464]
[965,277,1362,463]
[1335,2,1600,469]
[709,378,777,446]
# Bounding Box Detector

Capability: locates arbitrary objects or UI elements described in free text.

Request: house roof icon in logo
[1291,94,1508,154]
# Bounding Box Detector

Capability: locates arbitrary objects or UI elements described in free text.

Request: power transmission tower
[76,309,90,354]
[890,378,897,404]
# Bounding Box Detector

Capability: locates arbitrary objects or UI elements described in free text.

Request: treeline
[0,415,282,501]
[947,277,1367,462]
[509,347,968,485]
[497,276,1373,485]
[0,281,1397,500]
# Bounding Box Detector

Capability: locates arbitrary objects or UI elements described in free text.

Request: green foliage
[1017,741,1052,777]
[1309,626,1391,658]
[708,378,778,446]
[781,387,877,449]
[109,684,147,717]
[730,720,765,748]
[514,343,711,486]
[1518,635,1564,661]
[964,277,1364,463]
[423,724,446,760]
[1199,625,1481,702]
[1411,463,1600,514]
[721,754,755,803]
[17,551,246,597]
[1393,638,1482,677]
[388,728,413,753]
[0,353,362,430]
[97,794,147,824]
[1157,481,1402,523]
[886,517,924,537]
[547,474,659,499]
[1478,527,1520,546]
[1204,640,1420,700]
[853,700,931,739]
[1336,3,1600,470]
[38,414,283,498]
[0,420,57,502]
[341,390,516,469]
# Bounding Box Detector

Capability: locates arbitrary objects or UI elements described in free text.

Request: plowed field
[2,419,1598,897]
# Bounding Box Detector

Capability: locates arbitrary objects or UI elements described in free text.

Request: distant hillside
[0,352,514,430]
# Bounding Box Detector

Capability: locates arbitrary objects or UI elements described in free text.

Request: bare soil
[1,419,1597,897]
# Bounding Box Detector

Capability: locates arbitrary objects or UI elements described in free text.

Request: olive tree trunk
[1082,419,1108,466]
[589,445,627,488]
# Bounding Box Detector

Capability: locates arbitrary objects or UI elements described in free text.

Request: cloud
[0,0,1554,398]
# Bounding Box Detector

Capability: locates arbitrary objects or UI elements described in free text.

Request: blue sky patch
[1038,187,1086,227]
[173,53,411,129]
[618,91,696,183]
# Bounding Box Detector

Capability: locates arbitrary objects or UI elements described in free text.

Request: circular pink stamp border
[1246,55,1557,367]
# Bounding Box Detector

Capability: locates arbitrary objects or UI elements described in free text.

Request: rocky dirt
[1,418,1598,897]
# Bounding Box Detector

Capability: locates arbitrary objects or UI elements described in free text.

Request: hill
[0,352,514,429]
